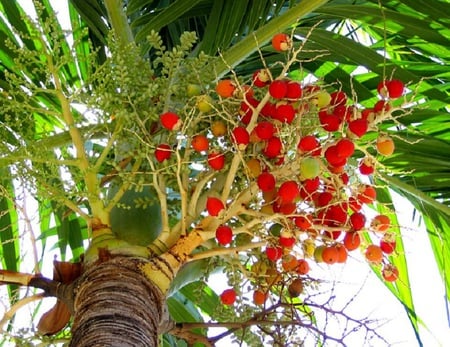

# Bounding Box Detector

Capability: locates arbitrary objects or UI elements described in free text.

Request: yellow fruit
[246,158,262,178]
[302,238,315,258]
[197,95,213,113]
[315,91,331,108]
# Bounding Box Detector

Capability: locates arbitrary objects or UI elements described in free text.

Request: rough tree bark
[69,256,165,347]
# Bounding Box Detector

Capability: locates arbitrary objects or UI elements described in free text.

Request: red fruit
[336,138,355,158]
[294,214,313,230]
[216,80,236,98]
[301,177,320,196]
[269,80,288,99]
[286,81,303,99]
[324,145,347,167]
[216,225,233,245]
[378,79,404,99]
[263,136,283,158]
[386,79,404,99]
[155,143,172,162]
[220,288,237,305]
[255,121,275,140]
[319,110,341,132]
[253,69,270,87]
[359,158,375,175]
[274,103,296,123]
[277,180,300,204]
[357,185,376,204]
[296,259,310,275]
[231,126,250,148]
[272,33,291,51]
[160,112,182,131]
[316,191,333,207]
[348,118,368,138]
[339,172,350,185]
[325,204,347,226]
[191,134,209,152]
[349,212,366,231]
[257,172,276,192]
[382,263,399,282]
[206,197,225,216]
[276,201,297,215]
[208,151,225,170]
[380,235,396,254]
[297,135,321,156]
[266,246,283,261]
[348,196,363,212]
[330,90,347,106]
[371,214,391,232]
[333,105,352,121]
[343,232,361,251]
[374,100,391,113]
[279,235,296,248]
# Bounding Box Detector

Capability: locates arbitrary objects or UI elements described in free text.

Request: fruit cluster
[154,32,405,306]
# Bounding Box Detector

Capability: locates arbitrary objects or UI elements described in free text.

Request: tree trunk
[69,256,165,347]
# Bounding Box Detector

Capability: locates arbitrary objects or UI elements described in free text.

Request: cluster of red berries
[153,33,406,306]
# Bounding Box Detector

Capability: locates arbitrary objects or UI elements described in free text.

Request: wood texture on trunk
[69,256,164,347]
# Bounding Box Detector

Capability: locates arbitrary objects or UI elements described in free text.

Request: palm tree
[0,0,448,345]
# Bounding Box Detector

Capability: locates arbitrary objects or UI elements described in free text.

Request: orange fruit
[376,135,395,156]
[281,254,298,272]
[191,134,209,152]
[296,259,310,275]
[322,245,339,264]
[272,33,292,51]
[253,289,268,305]
[365,244,383,263]
[216,79,236,98]
[335,243,348,263]
[343,232,361,251]
[371,214,391,233]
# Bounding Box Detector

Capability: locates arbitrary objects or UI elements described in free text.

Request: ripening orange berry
[253,289,268,305]
[365,244,383,263]
[296,258,310,275]
[282,254,298,272]
[343,232,361,251]
[216,79,236,98]
[371,214,391,233]
[376,136,395,156]
[191,134,209,152]
[322,245,339,265]
[272,33,292,51]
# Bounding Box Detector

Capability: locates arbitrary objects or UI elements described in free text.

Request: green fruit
[314,245,325,263]
[109,183,162,246]
[299,157,320,179]
[187,83,202,97]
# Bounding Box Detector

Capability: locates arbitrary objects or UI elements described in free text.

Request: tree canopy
[0,0,448,346]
